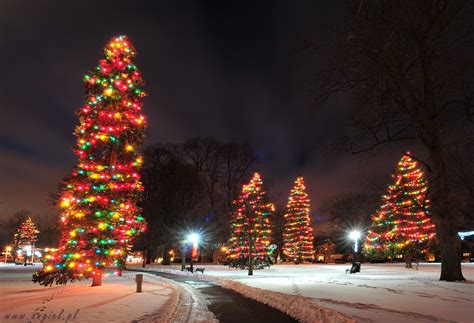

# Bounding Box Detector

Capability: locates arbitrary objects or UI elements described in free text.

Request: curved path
[138,270,297,323]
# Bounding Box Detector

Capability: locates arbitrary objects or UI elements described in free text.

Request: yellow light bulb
[60,199,71,208]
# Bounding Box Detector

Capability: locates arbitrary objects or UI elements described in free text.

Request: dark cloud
[0,1,401,227]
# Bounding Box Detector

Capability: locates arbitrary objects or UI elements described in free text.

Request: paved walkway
[140,270,297,323]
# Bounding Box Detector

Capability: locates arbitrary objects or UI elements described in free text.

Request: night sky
[0,1,404,232]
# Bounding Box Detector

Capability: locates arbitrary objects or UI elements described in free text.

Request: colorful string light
[33,35,147,286]
[15,217,39,247]
[365,152,436,259]
[282,176,315,263]
[226,173,275,269]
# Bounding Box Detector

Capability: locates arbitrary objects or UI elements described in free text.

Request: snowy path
[132,263,474,323]
[0,264,215,322]
[139,270,297,322]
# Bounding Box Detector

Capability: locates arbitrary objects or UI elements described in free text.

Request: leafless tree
[183,138,257,242]
[0,210,30,246]
[314,0,473,280]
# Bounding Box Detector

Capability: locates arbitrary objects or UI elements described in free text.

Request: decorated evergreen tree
[282,176,315,263]
[14,217,40,247]
[226,172,274,275]
[364,152,436,267]
[33,35,147,286]
[15,217,40,264]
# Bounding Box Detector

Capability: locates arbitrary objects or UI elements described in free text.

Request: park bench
[346,262,361,274]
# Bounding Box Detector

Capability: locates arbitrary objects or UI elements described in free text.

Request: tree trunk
[162,245,171,265]
[427,144,465,281]
[248,241,254,276]
[181,247,186,271]
[145,250,153,264]
[91,272,102,287]
[405,254,412,269]
[437,216,465,281]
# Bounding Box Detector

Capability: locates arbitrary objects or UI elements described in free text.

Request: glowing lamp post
[187,233,200,272]
[4,246,12,263]
[349,231,361,252]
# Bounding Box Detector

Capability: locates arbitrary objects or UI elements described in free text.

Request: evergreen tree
[34,35,147,286]
[15,217,40,264]
[14,217,40,247]
[365,153,436,267]
[282,176,315,263]
[226,172,274,274]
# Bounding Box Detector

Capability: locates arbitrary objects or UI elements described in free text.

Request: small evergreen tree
[14,217,40,264]
[14,217,40,247]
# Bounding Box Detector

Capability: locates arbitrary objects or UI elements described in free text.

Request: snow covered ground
[0,263,215,322]
[135,262,474,323]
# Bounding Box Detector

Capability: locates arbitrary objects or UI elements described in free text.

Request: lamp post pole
[187,233,200,273]
[349,231,361,262]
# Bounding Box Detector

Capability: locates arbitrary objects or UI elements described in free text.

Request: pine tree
[282,176,315,263]
[33,35,147,286]
[226,172,274,274]
[364,153,436,266]
[14,217,40,247]
[15,217,40,264]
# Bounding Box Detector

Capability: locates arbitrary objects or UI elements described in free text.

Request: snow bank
[0,263,215,323]
[133,266,356,322]
[212,277,356,323]
[132,262,474,323]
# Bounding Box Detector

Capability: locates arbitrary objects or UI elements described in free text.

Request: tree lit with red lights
[33,35,147,286]
[282,176,315,263]
[365,153,436,266]
[226,172,274,274]
[15,217,40,248]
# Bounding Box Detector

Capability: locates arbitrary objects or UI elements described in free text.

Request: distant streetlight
[349,230,361,253]
[4,246,12,263]
[187,233,200,272]
[188,233,200,246]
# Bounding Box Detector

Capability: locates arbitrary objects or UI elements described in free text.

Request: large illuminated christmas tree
[226,172,274,275]
[33,35,147,286]
[364,153,436,266]
[282,176,315,263]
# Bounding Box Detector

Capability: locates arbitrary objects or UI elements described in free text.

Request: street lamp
[349,230,361,253]
[4,246,12,263]
[187,233,200,272]
[188,233,200,246]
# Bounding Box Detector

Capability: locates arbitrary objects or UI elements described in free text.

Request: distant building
[315,240,336,263]
[460,232,474,262]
